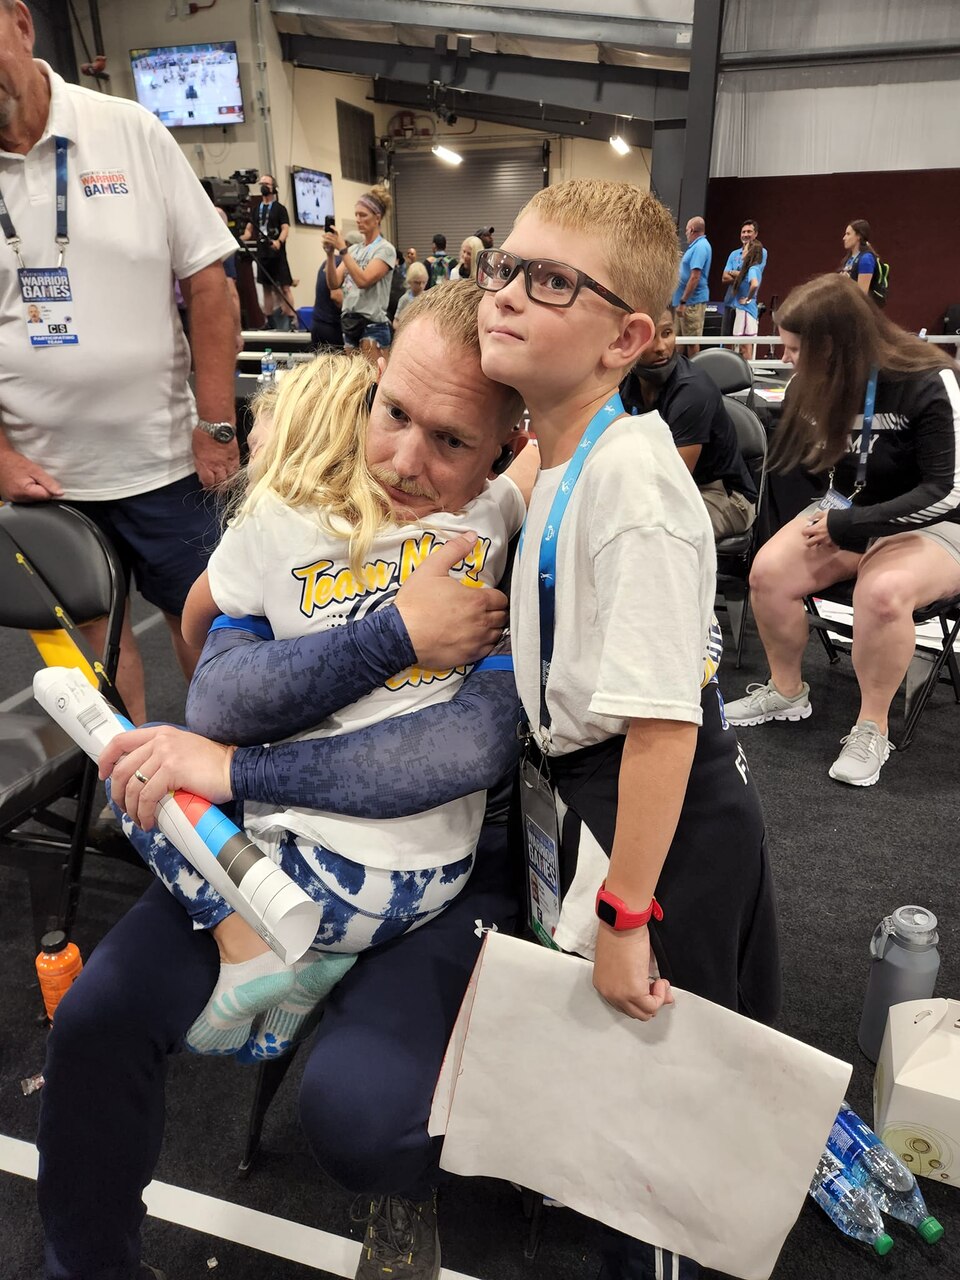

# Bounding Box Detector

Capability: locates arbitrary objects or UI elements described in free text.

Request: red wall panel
[705,170,960,336]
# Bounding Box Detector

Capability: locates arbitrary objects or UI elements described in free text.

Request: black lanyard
[0,135,69,269]
[854,367,879,492]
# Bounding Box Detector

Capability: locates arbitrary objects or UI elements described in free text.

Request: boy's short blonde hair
[405,261,429,286]
[516,180,680,320]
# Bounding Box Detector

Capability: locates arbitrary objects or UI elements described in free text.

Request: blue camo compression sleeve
[187,615,521,820]
[185,608,416,746]
[229,662,522,819]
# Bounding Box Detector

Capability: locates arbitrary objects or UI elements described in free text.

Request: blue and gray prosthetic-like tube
[33,666,321,963]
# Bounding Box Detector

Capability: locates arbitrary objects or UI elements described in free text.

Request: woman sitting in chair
[724,273,960,787]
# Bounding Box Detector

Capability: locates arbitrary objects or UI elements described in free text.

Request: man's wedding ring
[134,769,150,785]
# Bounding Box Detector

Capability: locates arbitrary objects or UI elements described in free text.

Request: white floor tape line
[0,1134,481,1280]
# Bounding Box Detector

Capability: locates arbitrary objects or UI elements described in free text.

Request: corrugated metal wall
[391,146,545,260]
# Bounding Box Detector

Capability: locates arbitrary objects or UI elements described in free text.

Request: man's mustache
[372,468,439,504]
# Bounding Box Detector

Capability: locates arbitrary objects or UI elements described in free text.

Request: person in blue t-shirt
[721,219,768,337]
[732,240,765,360]
[672,215,712,355]
[839,219,878,297]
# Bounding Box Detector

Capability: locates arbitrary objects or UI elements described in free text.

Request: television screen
[291,167,335,228]
[130,42,244,129]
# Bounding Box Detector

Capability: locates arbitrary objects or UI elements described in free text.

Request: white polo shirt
[0,64,238,500]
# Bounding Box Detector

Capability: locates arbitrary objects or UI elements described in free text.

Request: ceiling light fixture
[609,134,630,156]
[432,144,463,165]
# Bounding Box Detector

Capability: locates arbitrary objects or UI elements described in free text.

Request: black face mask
[260,184,273,197]
[633,350,679,388]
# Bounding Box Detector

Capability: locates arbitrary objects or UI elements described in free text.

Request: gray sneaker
[353,1193,440,1279]
[723,679,812,726]
[828,721,894,787]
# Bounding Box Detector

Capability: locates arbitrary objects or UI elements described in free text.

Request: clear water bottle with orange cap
[35,930,83,1021]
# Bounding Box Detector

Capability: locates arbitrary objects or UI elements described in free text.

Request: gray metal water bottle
[858,906,940,1062]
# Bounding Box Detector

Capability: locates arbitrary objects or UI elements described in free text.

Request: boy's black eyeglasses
[476,249,635,313]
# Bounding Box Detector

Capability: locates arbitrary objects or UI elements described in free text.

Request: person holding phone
[323,185,398,362]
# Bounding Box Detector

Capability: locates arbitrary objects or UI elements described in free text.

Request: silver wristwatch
[196,419,236,444]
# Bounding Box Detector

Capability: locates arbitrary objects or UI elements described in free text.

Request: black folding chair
[805,580,960,749]
[714,397,768,667]
[0,501,129,950]
[691,346,755,410]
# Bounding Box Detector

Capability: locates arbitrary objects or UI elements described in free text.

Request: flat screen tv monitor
[291,167,335,228]
[130,42,244,129]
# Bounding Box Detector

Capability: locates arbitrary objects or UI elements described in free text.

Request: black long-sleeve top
[826,367,960,552]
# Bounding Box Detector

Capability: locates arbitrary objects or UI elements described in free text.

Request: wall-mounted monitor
[291,167,335,228]
[130,42,244,129]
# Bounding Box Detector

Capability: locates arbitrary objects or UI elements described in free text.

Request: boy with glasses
[477,182,781,1280]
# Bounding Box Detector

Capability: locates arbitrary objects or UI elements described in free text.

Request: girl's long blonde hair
[237,354,392,575]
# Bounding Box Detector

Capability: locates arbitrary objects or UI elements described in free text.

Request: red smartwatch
[595,881,663,931]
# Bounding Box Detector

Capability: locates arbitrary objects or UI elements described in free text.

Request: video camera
[201,175,256,226]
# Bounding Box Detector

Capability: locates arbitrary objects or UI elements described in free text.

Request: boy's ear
[602,311,656,372]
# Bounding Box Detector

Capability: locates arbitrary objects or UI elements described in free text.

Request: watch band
[197,419,236,444]
[595,882,664,931]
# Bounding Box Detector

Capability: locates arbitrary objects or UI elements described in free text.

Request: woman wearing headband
[323,184,398,362]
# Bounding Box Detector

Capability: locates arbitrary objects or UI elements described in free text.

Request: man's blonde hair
[237,355,392,576]
[394,280,525,431]
[516,180,680,319]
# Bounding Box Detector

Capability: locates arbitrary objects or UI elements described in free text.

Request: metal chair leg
[520,1187,545,1261]
[898,612,960,749]
[238,1048,301,1177]
[805,596,843,664]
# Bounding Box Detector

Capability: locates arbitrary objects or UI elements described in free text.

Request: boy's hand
[593,924,674,1021]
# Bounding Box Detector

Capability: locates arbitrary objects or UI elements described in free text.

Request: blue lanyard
[854,367,878,492]
[0,136,69,268]
[520,392,624,735]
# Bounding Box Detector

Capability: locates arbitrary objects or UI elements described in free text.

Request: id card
[818,488,852,511]
[19,267,79,347]
[519,755,562,950]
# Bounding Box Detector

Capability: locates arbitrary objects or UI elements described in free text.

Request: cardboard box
[873,997,960,1188]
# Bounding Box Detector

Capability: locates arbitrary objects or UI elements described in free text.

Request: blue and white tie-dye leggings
[115,803,474,954]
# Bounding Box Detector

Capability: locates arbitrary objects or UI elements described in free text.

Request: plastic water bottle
[35,930,83,1021]
[858,905,940,1062]
[260,347,277,385]
[827,1103,944,1244]
[809,1150,893,1255]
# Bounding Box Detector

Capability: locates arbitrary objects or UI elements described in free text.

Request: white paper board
[436,932,851,1280]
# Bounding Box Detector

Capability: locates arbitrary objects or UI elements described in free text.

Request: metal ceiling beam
[281,34,688,121]
[271,0,693,55]
[721,39,960,73]
[371,77,654,148]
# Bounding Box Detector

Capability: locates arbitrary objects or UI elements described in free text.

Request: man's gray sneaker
[723,679,812,726]
[828,721,893,787]
[353,1193,440,1279]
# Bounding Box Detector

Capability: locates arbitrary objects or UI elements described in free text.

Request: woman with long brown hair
[724,274,960,786]
[839,218,879,297]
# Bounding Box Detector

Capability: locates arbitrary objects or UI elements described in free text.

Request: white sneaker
[723,679,812,727]
[828,721,893,787]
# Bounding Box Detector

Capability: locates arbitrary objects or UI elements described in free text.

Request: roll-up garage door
[392,146,545,262]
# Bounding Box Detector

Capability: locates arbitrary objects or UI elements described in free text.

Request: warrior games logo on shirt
[79,169,129,196]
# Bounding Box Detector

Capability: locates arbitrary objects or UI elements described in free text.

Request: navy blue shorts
[69,473,219,616]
